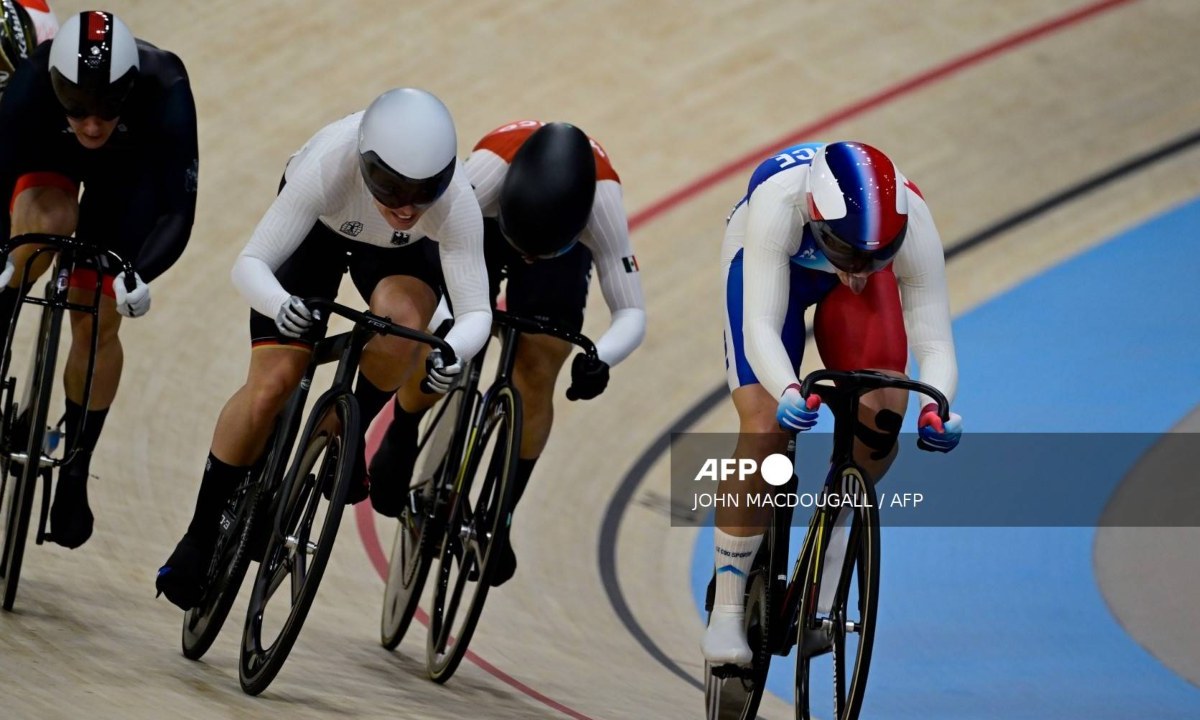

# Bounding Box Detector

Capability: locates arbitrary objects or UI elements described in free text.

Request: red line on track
[355,1,1138,716]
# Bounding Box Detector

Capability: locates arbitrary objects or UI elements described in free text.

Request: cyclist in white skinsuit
[156,88,491,611]
[703,141,963,665]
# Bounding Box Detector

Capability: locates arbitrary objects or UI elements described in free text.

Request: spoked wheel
[425,385,520,683]
[181,471,264,660]
[704,569,773,720]
[239,396,357,695]
[795,469,880,720]
[381,388,464,650]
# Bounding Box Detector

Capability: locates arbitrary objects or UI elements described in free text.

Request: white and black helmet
[357,88,457,209]
[48,11,138,119]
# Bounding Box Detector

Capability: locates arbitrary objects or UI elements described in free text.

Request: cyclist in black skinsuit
[0,11,198,549]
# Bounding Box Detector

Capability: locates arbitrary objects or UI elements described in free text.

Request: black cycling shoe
[49,460,93,549]
[487,538,517,587]
[318,448,368,505]
[368,432,418,518]
[156,534,212,611]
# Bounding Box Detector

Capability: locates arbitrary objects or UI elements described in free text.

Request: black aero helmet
[498,123,597,259]
[48,11,139,120]
[0,0,36,93]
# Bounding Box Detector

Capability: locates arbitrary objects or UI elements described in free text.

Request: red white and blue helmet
[806,141,908,274]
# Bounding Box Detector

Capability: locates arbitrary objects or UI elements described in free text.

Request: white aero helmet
[49,11,138,120]
[357,88,457,209]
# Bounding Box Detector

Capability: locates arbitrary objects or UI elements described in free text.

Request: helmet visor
[496,212,580,261]
[50,69,134,121]
[812,220,906,274]
[359,151,454,210]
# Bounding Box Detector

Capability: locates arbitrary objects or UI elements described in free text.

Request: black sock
[352,371,394,426]
[511,456,538,514]
[368,397,425,486]
[186,453,250,544]
[62,399,109,476]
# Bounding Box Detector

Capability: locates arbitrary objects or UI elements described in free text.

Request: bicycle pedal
[800,624,834,658]
[710,663,753,680]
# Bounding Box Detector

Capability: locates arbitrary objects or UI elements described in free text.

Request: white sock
[714,530,764,608]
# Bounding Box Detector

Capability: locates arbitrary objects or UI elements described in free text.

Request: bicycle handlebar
[492,310,598,358]
[303,297,456,362]
[799,369,951,421]
[3,233,137,293]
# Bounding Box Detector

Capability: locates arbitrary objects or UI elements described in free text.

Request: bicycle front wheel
[1,300,62,611]
[381,386,465,650]
[794,466,880,720]
[425,385,520,683]
[239,394,358,695]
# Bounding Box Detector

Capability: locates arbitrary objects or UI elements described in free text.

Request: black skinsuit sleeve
[131,75,198,282]
[0,55,50,242]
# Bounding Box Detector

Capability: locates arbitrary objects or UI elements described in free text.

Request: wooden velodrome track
[1,1,1198,718]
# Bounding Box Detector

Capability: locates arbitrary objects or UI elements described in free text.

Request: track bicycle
[379,309,597,684]
[0,233,135,611]
[229,298,452,695]
[704,369,950,720]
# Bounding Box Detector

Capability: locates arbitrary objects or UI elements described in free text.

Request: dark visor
[359,151,454,210]
[50,69,135,121]
[812,220,906,274]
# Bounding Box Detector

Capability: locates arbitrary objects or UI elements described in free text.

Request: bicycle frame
[444,310,598,501]
[771,370,949,656]
[0,234,135,541]
[269,299,456,544]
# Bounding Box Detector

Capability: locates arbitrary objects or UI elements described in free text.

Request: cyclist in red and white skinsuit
[370,120,646,586]
[703,141,963,665]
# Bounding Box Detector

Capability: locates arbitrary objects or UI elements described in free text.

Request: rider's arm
[893,191,958,407]
[230,162,330,319]
[580,180,645,366]
[0,51,54,240]
[742,179,805,399]
[131,75,199,282]
[431,177,491,364]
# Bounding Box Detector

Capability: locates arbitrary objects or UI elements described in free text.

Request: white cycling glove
[114,272,151,318]
[424,348,462,394]
[275,295,316,338]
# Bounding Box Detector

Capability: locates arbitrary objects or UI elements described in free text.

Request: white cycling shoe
[702,604,753,666]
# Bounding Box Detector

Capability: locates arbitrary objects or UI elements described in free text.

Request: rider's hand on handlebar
[917,403,962,453]
[777,384,821,432]
[424,348,462,394]
[114,271,151,318]
[275,295,317,338]
[566,354,609,401]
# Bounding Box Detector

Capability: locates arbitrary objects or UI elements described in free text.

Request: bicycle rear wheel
[239,395,357,695]
[704,564,773,720]
[1,300,62,611]
[425,385,520,683]
[181,470,264,660]
[794,467,880,720]
[381,387,464,650]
